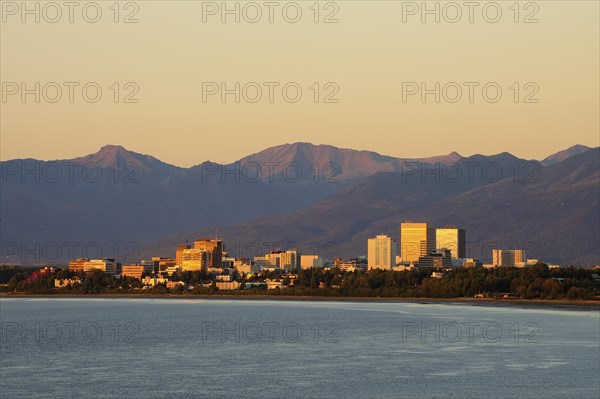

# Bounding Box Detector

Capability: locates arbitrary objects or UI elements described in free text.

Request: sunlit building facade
[492,249,526,267]
[83,259,118,275]
[193,239,223,268]
[436,227,466,259]
[121,265,145,279]
[368,235,397,270]
[400,223,435,263]
[179,247,209,272]
[175,239,223,271]
[266,250,300,271]
[68,258,89,273]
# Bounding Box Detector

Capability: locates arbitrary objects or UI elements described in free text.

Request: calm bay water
[0,298,598,399]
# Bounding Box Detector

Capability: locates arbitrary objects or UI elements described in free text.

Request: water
[1,298,598,399]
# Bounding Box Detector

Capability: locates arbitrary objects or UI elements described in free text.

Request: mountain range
[1,143,598,266]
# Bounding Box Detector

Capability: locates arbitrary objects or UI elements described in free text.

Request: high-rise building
[175,239,223,271]
[436,227,466,259]
[193,239,223,268]
[266,250,300,271]
[282,250,300,271]
[400,223,435,263]
[175,244,190,267]
[179,248,209,272]
[492,249,526,267]
[368,235,397,270]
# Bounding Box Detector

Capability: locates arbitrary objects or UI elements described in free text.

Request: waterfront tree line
[0,263,598,300]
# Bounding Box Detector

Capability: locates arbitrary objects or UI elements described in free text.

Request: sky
[1,1,599,167]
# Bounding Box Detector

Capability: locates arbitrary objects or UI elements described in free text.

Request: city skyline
[64,221,545,272]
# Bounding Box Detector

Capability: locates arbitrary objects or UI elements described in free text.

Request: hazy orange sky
[1,1,598,166]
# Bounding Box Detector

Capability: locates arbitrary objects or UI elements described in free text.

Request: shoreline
[2,292,599,310]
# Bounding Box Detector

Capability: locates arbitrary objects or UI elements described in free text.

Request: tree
[567,286,587,300]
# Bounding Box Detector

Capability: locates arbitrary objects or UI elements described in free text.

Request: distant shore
[2,292,599,310]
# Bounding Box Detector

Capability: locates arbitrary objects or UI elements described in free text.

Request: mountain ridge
[4,142,589,169]
[541,144,592,166]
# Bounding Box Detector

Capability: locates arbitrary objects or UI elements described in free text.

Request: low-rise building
[417,249,452,269]
[39,267,57,275]
[338,260,368,272]
[166,281,185,289]
[262,266,282,273]
[221,257,235,269]
[153,257,176,274]
[140,260,157,274]
[216,281,241,290]
[234,260,261,275]
[244,282,267,289]
[121,265,145,279]
[142,276,168,287]
[83,259,118,274]
[253,257,269,269]
[207,267,226,275]
[69,258,89,273]
[266,279,285,290]
[462,258,483,268]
